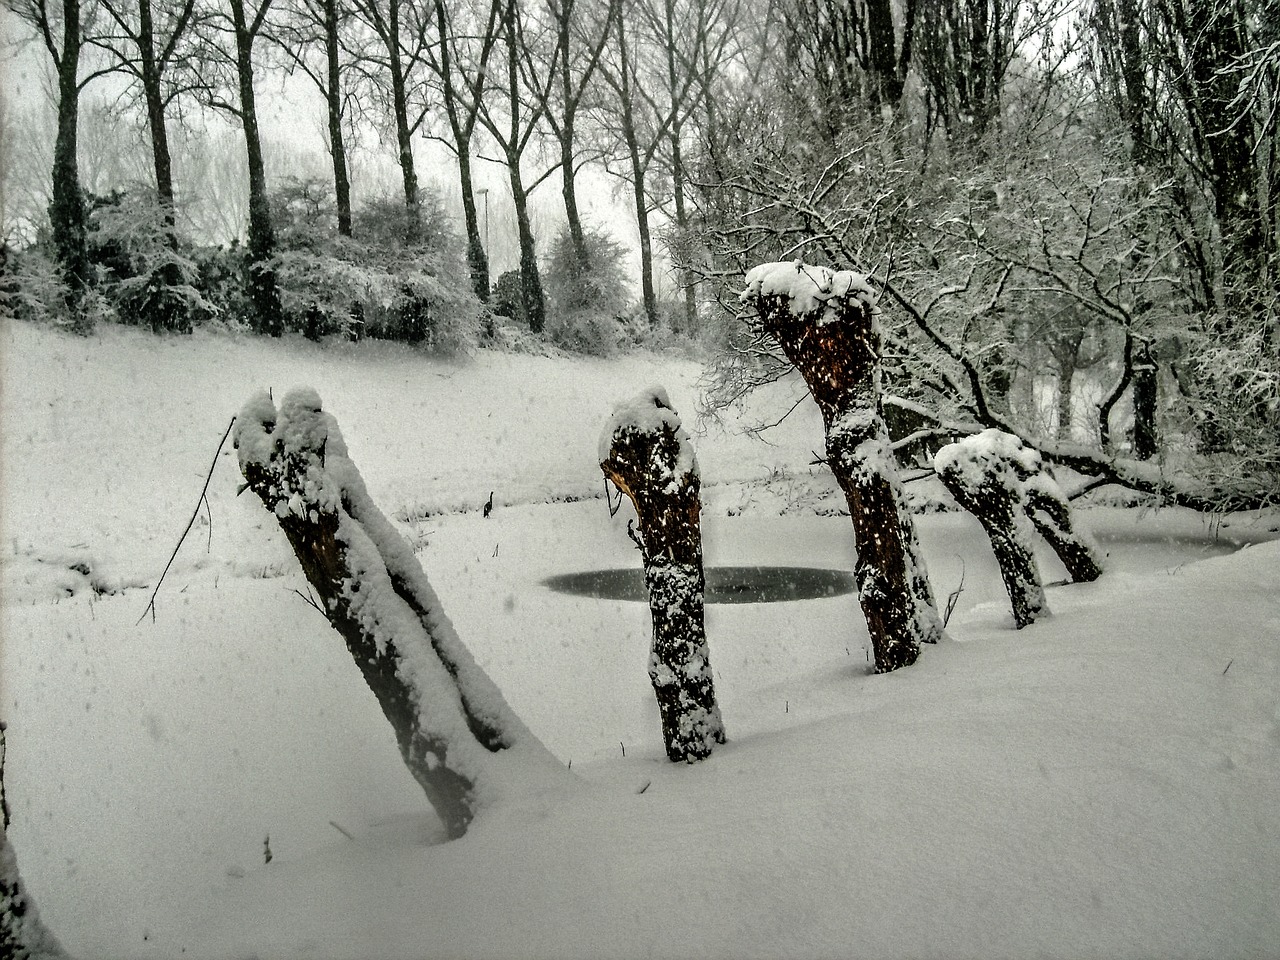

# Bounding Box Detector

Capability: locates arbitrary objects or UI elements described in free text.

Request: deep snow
[2,318,1278,959]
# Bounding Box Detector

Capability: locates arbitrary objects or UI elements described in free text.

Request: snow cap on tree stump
[598,386,699,497]
[933,428,1040,491]
[740,260,880,323]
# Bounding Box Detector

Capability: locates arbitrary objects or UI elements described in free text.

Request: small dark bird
[483,491,494,518]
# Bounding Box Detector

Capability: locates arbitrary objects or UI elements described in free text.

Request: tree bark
[600,388,725,762]
[458,149,489,300]
[388,32,421,240]
[137,0,177,236]
[742,262,943,672]
[613,12,658,326]
[234,388,569,839]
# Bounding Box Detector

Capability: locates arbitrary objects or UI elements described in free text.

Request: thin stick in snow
[137,415,237,626]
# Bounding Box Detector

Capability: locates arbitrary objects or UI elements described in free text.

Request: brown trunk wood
[745,284,941,672]
[937,461,1047,629]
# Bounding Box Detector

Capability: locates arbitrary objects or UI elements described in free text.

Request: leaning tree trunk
[741,261,943,673]
[600,387,725,762]
[1016,463,1104,584]
[1,724,69,960]
[234,388,570,838]
[935,432,1048,629]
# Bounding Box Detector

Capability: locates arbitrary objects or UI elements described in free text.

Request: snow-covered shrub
[543,225,632,355]
[491,269,525,325]
[271,188,482,351]
[87,192,217,333]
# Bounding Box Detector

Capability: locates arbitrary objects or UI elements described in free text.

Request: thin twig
[292,588,325,616]
[137,415,236,626]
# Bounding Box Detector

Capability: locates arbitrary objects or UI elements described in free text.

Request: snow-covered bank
[2,318,1278,959]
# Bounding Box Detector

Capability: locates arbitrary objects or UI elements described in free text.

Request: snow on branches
[234,388,568,838]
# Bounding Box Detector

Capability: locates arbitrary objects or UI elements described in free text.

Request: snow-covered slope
[2,318,1277,959]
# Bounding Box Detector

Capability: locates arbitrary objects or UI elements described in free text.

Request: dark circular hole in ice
[542,565,856,604]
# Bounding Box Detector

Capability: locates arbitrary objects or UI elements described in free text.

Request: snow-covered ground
[3,317,1278,959]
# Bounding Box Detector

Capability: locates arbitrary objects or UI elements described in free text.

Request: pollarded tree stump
[600,387,726,763]
[235,388,569,838]
[935,431,1048,629]
[740,261,943,673]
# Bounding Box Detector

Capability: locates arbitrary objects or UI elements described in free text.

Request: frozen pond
[543,564,857,603]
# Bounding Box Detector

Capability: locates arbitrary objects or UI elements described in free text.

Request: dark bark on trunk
[1186,4,1262,283]
[600,390,725,762]
[560,127,589,267]
[555,7,589,269]
[235,390,566,839]
[1,724,68,959]
[138,0,177,238]
[384,1,420,241]
[431,0,489,301]
[458,150,489,300]
[614,14,658,326]
[231,0,284,335]
[322,0,351,237]
[1115,0,1153,169]
[389,52,421,240]
[631,155,658,327]
[508,163,546,334]
[865,0,905,111]
[937,454,1046,629]
[744,266,943,672]
[1131,339,1158,460]
[49,0,89,314]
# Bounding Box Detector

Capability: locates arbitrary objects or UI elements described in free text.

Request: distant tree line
[1,0,1276,501]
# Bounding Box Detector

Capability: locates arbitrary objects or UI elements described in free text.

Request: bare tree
[474,0,563,333]
[92,0,201,237]
[5,0,114,316]
[423,0,503,299]
[348,0,433,239]
[267,0,355,235]
[190,0,285,333]
[541,0,615,269]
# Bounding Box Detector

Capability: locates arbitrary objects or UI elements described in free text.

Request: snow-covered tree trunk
[1021,478,1104,585]
[935,432,1048,629]
[1,724,68,960]
[600,387,726,762]
[740,262,943,673]
[234,389,570,838]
